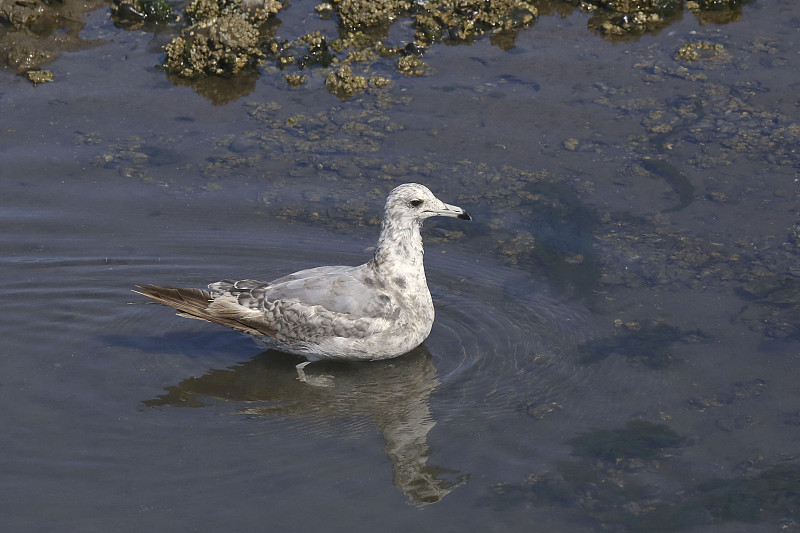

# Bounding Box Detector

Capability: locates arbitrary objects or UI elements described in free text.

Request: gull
[134,184,471,379]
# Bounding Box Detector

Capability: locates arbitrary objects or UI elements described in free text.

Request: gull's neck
[372,217,425,277]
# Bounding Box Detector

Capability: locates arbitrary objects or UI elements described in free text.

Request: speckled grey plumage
[135,184,471,361]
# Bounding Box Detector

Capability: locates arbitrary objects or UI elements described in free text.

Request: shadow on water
[140,345,468,506]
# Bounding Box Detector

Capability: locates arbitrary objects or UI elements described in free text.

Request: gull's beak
[428,202,472,221]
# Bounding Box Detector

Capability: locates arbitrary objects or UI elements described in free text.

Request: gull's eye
[410,199,424,208]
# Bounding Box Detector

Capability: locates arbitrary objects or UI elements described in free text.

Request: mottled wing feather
[206,265,398,343]
[254,299,392,344]
[269,269,396,318]
[211,265,397,319]
[137,264,399,347]
[133,284,269,336]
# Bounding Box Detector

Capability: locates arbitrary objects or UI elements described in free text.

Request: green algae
[569,421,684,462]
[490,420,690,529]
[740,276,800,304]
[639,158,695,213]
[700,464,800,523]
[499,180,601,298]
[492,420,800,531]
[492,462,800,531]
[735,276,800,342]
[687,378,766,411]
[577,321,706,368]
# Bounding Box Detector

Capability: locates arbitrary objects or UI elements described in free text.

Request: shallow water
[3,1,800,531]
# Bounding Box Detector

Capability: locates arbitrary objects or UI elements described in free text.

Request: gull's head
[384,183,471,226]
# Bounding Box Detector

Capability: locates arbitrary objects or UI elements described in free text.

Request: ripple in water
[425,254,598,422]
[131,250,597,505]
[7,234,598,506]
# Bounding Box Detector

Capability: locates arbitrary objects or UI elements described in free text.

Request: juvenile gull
[135,184,471,365]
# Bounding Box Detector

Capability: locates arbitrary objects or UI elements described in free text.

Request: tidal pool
[2,1,799,531]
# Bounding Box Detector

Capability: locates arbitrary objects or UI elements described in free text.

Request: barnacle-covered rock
[25,69,54,85]
[325,64,368,99]
[163,0,283,78]
[165,13,265,77]
[396,55,427,76]
[687,0,751,25]
[414,0,538,46]
[332,0,407,28]
[186,0,282,23]
[676,41,728,62]
[297,31,336,68]
[583,0,683,40]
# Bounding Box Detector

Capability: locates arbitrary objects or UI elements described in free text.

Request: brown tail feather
[132,284,264,336]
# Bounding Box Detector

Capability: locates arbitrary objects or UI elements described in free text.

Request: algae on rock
[163,0,283,78]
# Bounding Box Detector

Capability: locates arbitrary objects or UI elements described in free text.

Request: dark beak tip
[458,211,472,221]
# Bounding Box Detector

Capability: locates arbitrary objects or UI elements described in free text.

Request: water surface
[2,1,800,531]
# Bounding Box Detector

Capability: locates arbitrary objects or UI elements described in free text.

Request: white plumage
[135,183,471,362]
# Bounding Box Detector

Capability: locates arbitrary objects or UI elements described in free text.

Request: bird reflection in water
[143,346,468,505]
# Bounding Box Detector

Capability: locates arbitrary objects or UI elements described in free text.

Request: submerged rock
[110,0,176,28]
[0,0,106,75]
[569,421,685,462]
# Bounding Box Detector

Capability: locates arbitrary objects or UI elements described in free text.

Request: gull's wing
[209,263,396,319]
[136,264,401,349]
[204,264,399,348]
